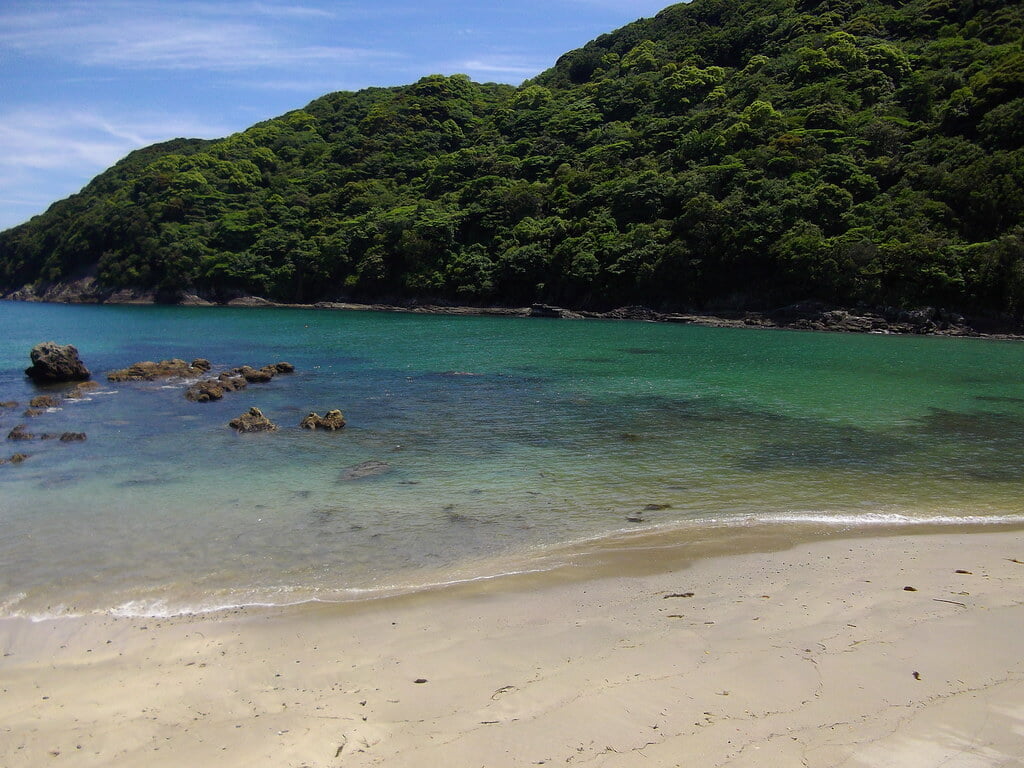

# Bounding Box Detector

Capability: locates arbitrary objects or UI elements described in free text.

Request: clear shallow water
[1,302,1023,618]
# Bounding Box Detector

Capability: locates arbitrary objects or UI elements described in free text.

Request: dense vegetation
[2,0,1023,318]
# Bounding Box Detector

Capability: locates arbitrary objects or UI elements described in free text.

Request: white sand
[2,528,1023,767]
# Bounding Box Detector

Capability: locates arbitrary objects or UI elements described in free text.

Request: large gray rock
[25,342,91,383]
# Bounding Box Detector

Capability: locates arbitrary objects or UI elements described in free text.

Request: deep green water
[1,301,1023,618]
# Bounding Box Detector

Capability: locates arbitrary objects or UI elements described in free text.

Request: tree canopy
[2,0,1023,319]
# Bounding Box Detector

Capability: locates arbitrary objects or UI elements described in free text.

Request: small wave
[35,564,566,620]
[107,597,312,619]
[8,605,86,623]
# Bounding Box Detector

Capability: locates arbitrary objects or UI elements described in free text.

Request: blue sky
[0,0,674,231]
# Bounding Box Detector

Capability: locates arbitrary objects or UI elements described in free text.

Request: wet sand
[2,527,1023,767]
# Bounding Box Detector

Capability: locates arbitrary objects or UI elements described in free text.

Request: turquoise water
[1,301,1023,618]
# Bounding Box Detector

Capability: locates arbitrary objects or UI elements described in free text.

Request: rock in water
[300,409,347,430]
[236,365,274,383]
[321,409,346,430]
[229,407,277,433]
[7,425,34,441]
[65,381,100,399]
[185,379,225,402]
[25,342,91,383]
[107,358,211,381]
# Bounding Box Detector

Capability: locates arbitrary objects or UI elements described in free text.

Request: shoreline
[3,524,1023,766]
[4,515,1023,623]
[4,285,1023,340]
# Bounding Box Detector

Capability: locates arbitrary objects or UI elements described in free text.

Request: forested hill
[2,0,1023,319]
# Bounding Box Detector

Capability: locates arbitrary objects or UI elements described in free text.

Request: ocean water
[1,301,1023,619]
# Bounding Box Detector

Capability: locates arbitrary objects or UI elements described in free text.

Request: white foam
[0,592,27,614]
[746,511,1024,527]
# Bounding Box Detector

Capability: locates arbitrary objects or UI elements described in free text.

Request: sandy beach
[2,527,1023,767]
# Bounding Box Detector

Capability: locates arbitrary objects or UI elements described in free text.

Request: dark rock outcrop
[229,407,277,432]
[530,303,564,318]
[7,425,34,441]
[29,395,60,408]
[25,342,91,383]
[226,296,274,307]
[107,358,212,381]
[185,379,225,402]
[300,409,347,430]
[59,432,87,442]
[530,304,583,319]
[237,365,274,383]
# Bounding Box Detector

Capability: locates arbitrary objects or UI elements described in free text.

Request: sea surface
[1,301,1023,619]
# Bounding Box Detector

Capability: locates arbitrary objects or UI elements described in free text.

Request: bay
[1,301,1022,619]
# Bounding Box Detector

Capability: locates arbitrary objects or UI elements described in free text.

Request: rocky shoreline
[4,277,1022,340]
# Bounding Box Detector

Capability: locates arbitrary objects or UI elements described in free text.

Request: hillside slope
[2,0,1022,318]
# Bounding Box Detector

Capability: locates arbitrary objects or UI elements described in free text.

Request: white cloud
[0,1,386,72]
[0,108,228,171]
[457,58,545,78]
[0,107,231,230]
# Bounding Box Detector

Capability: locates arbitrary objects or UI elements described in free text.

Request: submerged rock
[29,395,60,408]
[229,407,277,433]
[339,459,391,481]
[65,381,101,399]
[300,409,347,430]
[59,432,87,442]
[0,401,18,409]
[25,342,91,383]
[0,453,29,465]
[107,358,211,381]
